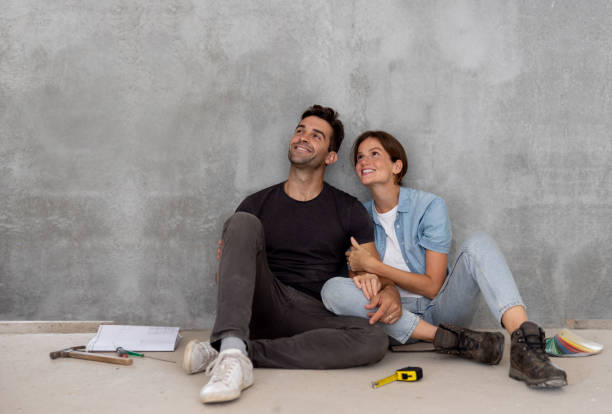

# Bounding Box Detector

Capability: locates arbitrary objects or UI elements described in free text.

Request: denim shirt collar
[367,187,412,224]
[397,187,413,213]
[365,186,449,276]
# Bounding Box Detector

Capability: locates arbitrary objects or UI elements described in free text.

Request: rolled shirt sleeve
[417,197,451,254]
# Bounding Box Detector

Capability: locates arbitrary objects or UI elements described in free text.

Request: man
[183,105,402,404]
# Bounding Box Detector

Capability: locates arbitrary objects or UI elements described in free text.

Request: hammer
[50,345,132,366]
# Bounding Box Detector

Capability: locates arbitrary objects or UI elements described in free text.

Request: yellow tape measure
[372,366,423,388]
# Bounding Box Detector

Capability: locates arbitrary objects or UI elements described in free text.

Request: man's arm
[344,199,401,323]
[349,239,402,325]
[366,280,402,325]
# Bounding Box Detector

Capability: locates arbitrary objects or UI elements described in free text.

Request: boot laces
[522,329,548,361]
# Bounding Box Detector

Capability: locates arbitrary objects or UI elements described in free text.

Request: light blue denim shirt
[363,187,451,276]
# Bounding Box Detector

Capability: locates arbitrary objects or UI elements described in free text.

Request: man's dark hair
[300,105,344,153]
[352,130,408,185]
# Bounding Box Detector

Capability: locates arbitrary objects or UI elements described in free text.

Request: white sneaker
[183,340,218,374]
[200,349,254,403]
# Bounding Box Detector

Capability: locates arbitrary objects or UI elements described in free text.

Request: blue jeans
[321,232,525,344]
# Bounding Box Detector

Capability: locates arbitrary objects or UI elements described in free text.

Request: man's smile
[294,144,313,153]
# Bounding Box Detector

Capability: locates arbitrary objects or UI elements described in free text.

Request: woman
[321,131,566,388]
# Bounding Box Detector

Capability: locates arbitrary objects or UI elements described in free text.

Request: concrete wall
[1,1,611,328]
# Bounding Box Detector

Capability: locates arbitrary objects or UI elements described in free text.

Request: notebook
[86,325,181,352]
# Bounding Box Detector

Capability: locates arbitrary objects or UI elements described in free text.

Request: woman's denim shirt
[363,187,451,275]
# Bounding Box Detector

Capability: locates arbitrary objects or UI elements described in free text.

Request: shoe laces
[205,351,245,385]
[201,344,217,362]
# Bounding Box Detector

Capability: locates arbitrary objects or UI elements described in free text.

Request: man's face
[288,116,336,168]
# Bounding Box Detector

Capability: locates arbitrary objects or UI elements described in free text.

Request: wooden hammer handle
[68,350,133,365]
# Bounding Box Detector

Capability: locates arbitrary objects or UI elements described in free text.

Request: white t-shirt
[375,206,422,298]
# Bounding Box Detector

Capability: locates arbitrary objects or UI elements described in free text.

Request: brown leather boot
[510,321,567,388]
[433,323,504,365]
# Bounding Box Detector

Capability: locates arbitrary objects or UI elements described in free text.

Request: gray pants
[210,212,388,369]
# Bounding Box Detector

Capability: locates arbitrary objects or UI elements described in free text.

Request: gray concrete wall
[1,1,611,328]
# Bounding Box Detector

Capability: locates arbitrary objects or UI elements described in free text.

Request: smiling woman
[321,130,568,389]
[353,131,408,187]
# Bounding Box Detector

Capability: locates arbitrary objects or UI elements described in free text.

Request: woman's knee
[460,231,496,256]
[321,277,361,314]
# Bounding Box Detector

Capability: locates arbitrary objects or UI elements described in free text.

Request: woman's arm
[348,240,403,324]
[348,241,389,300]
[347,241,447,299]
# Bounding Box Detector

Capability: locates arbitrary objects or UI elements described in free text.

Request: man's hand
[365,284,402,325]
[346,237,377,273]
[352,273,381,300]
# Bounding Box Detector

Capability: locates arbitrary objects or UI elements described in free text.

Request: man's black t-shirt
[236,182,374,299]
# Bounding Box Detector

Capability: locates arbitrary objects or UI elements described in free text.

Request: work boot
[510,321,567,388]
[433,323,504,365]
[183,340,218,374]
[200,349,254,403]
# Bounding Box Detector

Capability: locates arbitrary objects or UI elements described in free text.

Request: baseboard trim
[0,321,114,334]
[566,319,612,329]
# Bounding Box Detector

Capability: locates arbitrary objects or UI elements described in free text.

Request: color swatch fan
[545,328,604,357]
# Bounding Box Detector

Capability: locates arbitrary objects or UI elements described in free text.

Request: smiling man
[183,105,400,404]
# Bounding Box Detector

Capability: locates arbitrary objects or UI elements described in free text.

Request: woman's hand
[346,237,377,272]
[352,273,381,300]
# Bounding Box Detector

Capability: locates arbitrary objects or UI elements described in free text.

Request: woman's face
[355,137,402,187]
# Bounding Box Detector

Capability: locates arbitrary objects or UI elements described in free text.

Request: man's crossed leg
[184,212,388,403]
